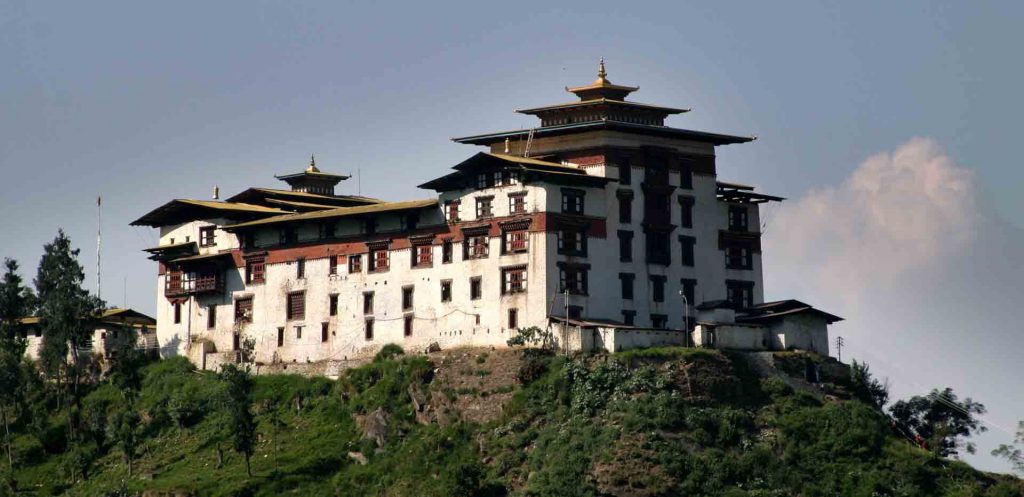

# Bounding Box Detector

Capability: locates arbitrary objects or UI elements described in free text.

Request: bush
[374,343,405,362]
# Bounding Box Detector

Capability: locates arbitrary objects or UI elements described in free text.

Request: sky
[1,0,1021,473]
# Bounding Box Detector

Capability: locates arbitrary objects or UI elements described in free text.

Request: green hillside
[3,347,1021,497]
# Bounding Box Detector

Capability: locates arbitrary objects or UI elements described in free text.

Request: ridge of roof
[223,198,438,230]
[516,98,690,115]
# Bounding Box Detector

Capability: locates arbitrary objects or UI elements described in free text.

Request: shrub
[374,343,405,362]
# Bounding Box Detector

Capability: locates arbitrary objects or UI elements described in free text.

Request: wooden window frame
[470,276,482,300]
[475,196,494,219]
[679,235,696,267]
[329,294,338,317]
[508,192,527,215]
[445,200,461,223]
[561,188,585,215]
[286,291,305,321]
[618,230,633,262]
[363,291,374,316]
[650,275,666,303]
[321,322,329,343]
[502,229,529,254]
[402,285,414,311]
[199,226,216,247]
[245,257,266,285]
[465,235,489,259]
[508,308,518,329]
[403,315,414,337]
[501,266,528,294]
[364,318,374,341]
[348,254,362,273]
[412,244,433,268]
[206,305,216,329]
[441,239,454,264]
[234,297,253,323]
[440,279,452,303]
[619,273,635,300]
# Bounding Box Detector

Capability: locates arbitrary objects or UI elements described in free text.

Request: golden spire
[307,154,320,173]
[598,57,607,80]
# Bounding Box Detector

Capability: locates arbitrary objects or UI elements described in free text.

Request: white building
[132,62,841,370]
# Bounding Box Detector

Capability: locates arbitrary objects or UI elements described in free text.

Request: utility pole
[679,290,689,347]
[96,196,102,302]
[835,336,845,362]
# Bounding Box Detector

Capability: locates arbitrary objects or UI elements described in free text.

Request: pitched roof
[516,98,690,115]
[737,300,844,324]
[225,188,382,207]
[222,198,439,231]
[130,199,288,227]
[452,121,755,146]
[419,152,613,191]
[263,198,339,211]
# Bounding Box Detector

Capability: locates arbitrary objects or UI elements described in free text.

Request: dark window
[651,314,668,329]
[557,230,587,256]
[235,297,253,323]
[728,205,749,232]
[561,189,585,214]
[348,255,362,273]
[442,239,453,264]
[622,310,636,326]
[679,162,693,189]
[618,196,632,224]
[364,319,374,340]
[286,292,305,320]
[646,232,671,265]
[404,212,419,231]
[329,255,338,275]
[402,286,414,311]
[363,292,374,315]
[508,308,518,329]
[321,322,329,342]
[619,273,634,300]
[239,232,255,249]
[329,294,338,316]
[173,302,181,324]
[476,197,494,218]
[725,246,753,270]
[465,235,489,259]
[245,257,265,284]
[619,162,632,184]
[404,315,414,337]
[470,276,482,300]
[502,266,527,294]
[295,326,302,340]
[726,280,755,309]
[680,236,696,267]
[445,200,460,223]
[413,244,433,267]
[618,230,633,262]
[364,218,377,235]
[206,305,216,329]
[296,258,305,279]
[277,327,284,347]
[369,249,389,272]
[680,279,697,305]
[199,227,216,247]
[477,172,492,189]
[559,266,588,295]
[679,196,694,229]
[233,333,240,351]
[319,221,336,240]
[651,276,666,302]
[441,280,452,302]
[279,227,297,245]
[567,305,582,320]
[509,193,527,214]
[502,229,528,254]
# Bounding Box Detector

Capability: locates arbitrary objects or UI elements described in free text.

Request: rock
[347,451,368,465]
[425,342,441,353]
[360,407,390,447]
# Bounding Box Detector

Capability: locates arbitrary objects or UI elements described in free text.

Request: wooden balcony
[165,272,223,297]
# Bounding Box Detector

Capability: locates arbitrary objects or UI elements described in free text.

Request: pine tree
[220,364,256,477]
[0,259,32,470]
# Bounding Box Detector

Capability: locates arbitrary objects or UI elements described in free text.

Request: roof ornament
[307,154,320,173]
[597,57,607,81]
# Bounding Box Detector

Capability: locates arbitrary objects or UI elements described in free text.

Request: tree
[889,387,987,458]
[992,420,1024,475]
[0,259,32,470]
[34,230,103,413]
[106,325,145,403]
[850,360,889,410]
[106,407,140,477]
[219,364,256,477]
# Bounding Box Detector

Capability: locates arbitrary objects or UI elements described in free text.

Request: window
[726,280,755,309]
[445,200,461,223]
[321,322,329,342]
[477,172,492,189]
[679,162,693,189]
[470,276,482,300]
[279,227,297,245]
[442,239,453,264]
[369,249,389,272]
[319,221,336,240]
[567,305,582,320]
[235,297,253,323]
[728,205,749,232]
[725,246,753,270]
[557,230,587,256]
[296,258,305,279]
[199,227,216,247]
[651,314,668,329]
[403,212,419,231]
[329,255,339,275]
[617,191,633,224]
[619,273,635,300]
[650,275,666,302]
[239,232,255,250]
[404,315,414,337]
[173,302,181,324]
[646,232,671,265]
[618,230,633,262]
[245,257,265,284]
[364,218,377,235]
[679,196,694,229]
[402,286,414,311]
[286,292,305,320]
[509,193,527,214]
[329,294,338,316]
[440,280,452,302]
[680,279,697,305]
[465,235,489,259]
[508,308,518,329]
[295,326,302,340]
[618,162,632,184]
[502,229,528,254]
[680,236,696,267]
[558,265,588,295]
[413,244,433,267]
[475,196,494,219]
[622,310,636,326]
[277,327,284,347]
[502,266,527,294]
[363,292,374,315]
[348,255,362,273]
[561,189,585,214]
[206,305,216,329]
[364,319,374,340]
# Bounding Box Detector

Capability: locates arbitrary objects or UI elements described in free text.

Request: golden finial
[307,154,320,173]
[598,57,607,80]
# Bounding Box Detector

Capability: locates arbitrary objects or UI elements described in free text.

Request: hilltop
[5,347,1022,497]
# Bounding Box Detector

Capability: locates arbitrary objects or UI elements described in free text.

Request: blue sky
[1,0,1021,473]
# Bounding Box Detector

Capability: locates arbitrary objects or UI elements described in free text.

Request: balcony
[166,272,223,297]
